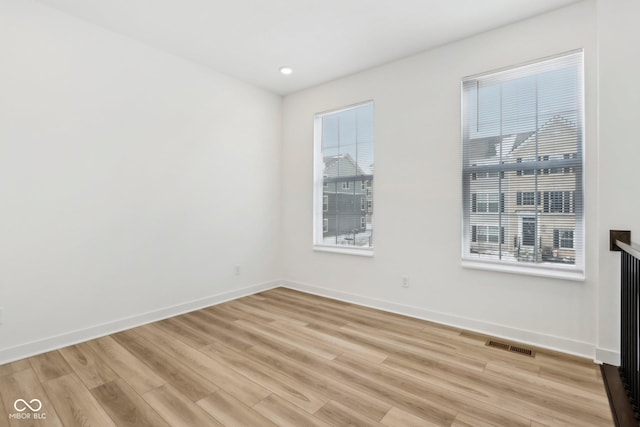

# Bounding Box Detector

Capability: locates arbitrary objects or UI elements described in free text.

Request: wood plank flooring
[0,288,614,426]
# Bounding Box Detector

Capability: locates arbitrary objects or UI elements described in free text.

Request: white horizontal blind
[314,102,374,249]
[462,51,583,269]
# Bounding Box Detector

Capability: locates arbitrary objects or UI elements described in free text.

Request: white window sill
[462,258,584,281]
[313,245,374,257]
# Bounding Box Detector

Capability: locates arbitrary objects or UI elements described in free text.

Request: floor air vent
[486,340,535,357]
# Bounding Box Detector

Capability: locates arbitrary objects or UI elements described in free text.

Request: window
[542,191,573,213]
[471,165,500,180]
[563,153,576,173]
[471,225,504,244]
[462,51,584,275]
[314,102,374,251]
[516,157,535,176]
[516,192,537,206]
[554,229,574,249]
[537,154,567,174]
[472,193,504,213]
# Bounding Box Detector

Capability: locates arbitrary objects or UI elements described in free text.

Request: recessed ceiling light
[279,66,293,76]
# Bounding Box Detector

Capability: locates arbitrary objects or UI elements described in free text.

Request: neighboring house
[468,116,579,264]
[364,165,373,228]
[322,154,373,245]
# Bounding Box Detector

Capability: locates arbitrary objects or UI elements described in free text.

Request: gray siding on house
[323,189,368,235]
[322,154,373,246]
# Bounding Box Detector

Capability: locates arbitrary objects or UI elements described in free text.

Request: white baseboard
[595,347,620,366]
[0,280,280,365]
[282,280,597,360]
[2,279,605,365]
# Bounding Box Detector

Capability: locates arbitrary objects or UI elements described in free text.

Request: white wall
[0,0,282,362]
[1,0,635,366]
[282,1,602,358]
[596,0,640,363]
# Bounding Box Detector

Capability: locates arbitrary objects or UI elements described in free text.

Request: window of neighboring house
[462,51,584,277]
[543,191,573,213]
[314,101,374,253]
[538,154,566,174]
[517,191,537,206]
[471,225,504,244]
[472,193,504,213]
[367,200,373,211]
[516,157,536,176]
[471,164,502,180]
[563,153,576,173]
[554,229,574,249]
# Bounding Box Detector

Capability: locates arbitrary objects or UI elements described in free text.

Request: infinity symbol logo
[13,399,42,412]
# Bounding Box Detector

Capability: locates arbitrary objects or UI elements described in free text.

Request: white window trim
[461,50,584,279]
[314,245,374,257]
[462,258,584,281]
[313,100,374,254]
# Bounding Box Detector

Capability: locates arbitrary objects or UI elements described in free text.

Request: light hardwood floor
[0,288,614,426]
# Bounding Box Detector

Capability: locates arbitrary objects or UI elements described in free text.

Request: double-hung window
[462,51,584,277]
[314,102,374,253]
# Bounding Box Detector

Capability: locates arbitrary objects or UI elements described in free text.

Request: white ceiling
[36,0,579,95]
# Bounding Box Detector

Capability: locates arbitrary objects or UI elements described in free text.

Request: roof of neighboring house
[467,116,576,162]
[467,133,535,159]
[323,153,368,175]
[511,116,576,154]
[511,130,537,152]
[466,135,504,159]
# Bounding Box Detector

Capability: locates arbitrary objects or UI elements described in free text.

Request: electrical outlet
[401,276,409,288]
[235,265,241,276]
